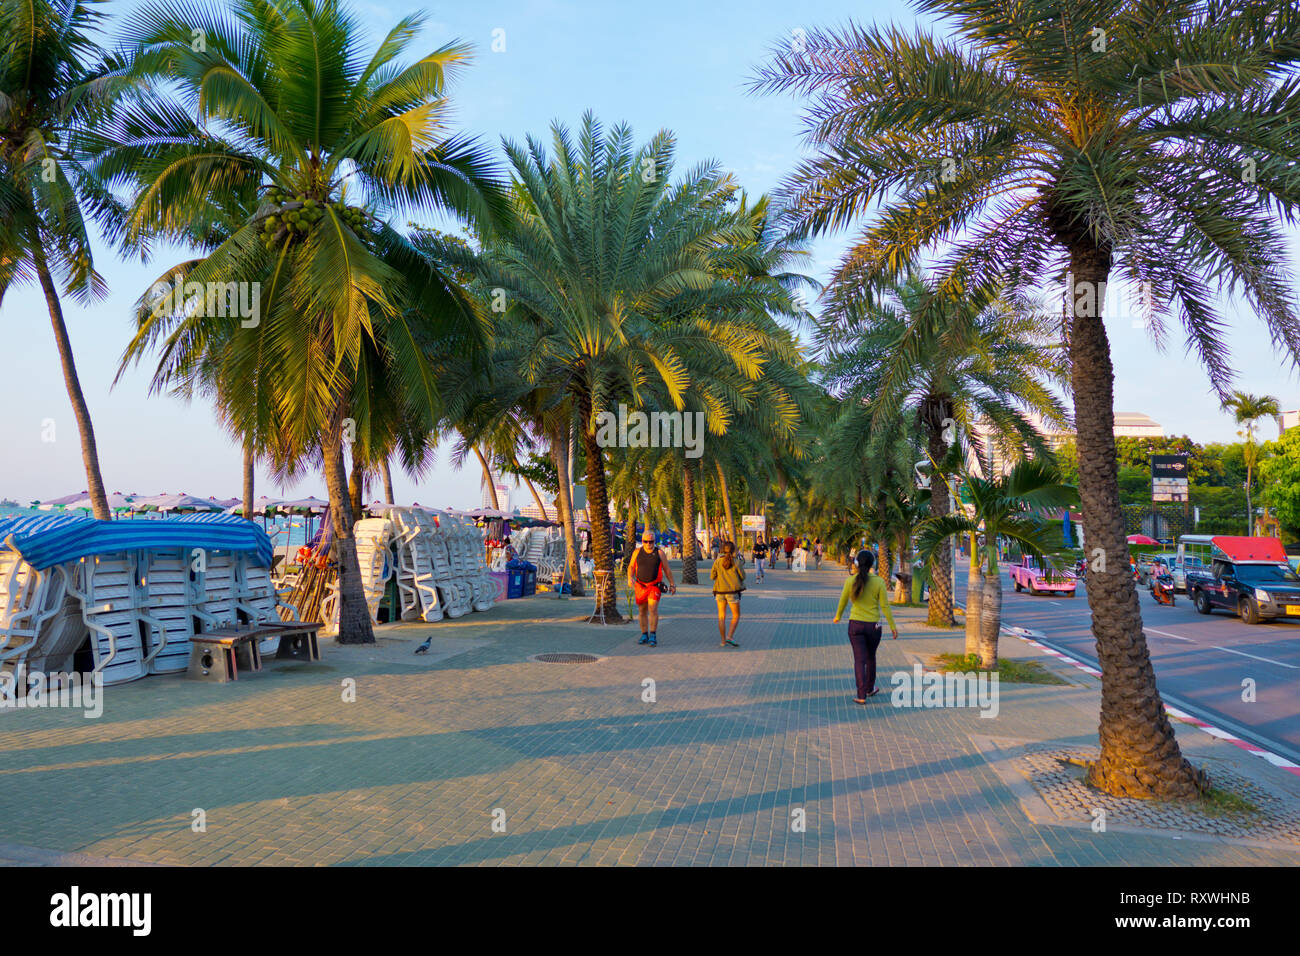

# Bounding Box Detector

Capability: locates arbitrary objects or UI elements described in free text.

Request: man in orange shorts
[629,530,675,647]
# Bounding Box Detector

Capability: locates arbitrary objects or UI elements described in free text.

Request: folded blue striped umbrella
[0,513,273,570]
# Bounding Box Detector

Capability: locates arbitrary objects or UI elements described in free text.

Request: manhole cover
[532,653,601,664]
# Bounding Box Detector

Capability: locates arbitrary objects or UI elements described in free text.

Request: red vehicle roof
[1211,536,1287,563]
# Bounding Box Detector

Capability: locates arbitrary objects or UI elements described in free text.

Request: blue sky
[3,0,1298,507]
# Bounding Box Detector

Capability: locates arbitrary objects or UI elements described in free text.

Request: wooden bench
[259,620,324,662]
[188,627,264,682]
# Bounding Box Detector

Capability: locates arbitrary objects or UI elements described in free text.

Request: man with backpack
[630,530,676,647]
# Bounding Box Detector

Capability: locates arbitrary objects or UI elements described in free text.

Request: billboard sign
[1151,454,1189,502]
[741,514,766,532]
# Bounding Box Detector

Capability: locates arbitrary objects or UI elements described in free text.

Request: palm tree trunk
[578,391,621,622]
[324,404,374,644]
[242,441,255,523]
[1069,245,1202,800]
[977,563,1001,669]
[964,534,984,658]
[620,497,637,572]
[523,476,549,520]
[474,446,499,509]
[925,418,954,626]
[381,457,395,504]
[348,451,365,519]
[1245,455,1253,535]
[32,241,109,521]
[550,431,584,597]
[716,461,737,543]
[681,462,699,584]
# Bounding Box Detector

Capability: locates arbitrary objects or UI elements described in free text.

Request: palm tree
[1222,391,1280,533]
[106,0,506,643]
[0,0,131,520]
[442,114,775,622]
[751,0,1300,800]
[918,457,1078,668]
[817,271,1068,628]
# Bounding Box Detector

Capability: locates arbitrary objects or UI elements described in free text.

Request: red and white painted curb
[1000,625,1300,778]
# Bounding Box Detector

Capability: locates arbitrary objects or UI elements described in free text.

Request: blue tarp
[0,513,274,571]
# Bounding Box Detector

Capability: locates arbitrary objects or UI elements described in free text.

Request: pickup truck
[1008,555,1077,597]
[1186,559,1300,623]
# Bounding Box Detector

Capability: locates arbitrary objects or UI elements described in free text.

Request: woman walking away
[710,541,745,647]
[814,538,823,570]
[832,550,898,703]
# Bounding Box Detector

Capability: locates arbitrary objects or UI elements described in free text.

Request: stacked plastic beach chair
[0,513,279,686]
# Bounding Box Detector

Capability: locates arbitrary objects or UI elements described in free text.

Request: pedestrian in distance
[630,530,676,646]
[814,537,823,570]
[832,549,898,704]
[711,541,745,647]
[783,532,796,569]
[753,538,767,582]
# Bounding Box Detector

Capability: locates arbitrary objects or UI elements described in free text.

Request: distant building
[967,410,1161,478]
[1112,412,1163,438]
[517,496,555,521]
[1276,409,1300,436]
[481,479,511,511]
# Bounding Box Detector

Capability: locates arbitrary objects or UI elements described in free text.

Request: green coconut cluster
[260,189,368,247]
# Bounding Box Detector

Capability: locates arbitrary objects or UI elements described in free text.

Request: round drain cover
[533,653,600,664]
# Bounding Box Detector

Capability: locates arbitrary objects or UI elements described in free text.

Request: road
[954,558,1300,764]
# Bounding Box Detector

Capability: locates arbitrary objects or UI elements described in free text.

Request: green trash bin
[912,562,928,604]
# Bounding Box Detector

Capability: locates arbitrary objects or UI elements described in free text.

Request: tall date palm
[754,0,1300,799]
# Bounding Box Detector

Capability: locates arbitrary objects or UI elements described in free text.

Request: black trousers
[847,620,883,699]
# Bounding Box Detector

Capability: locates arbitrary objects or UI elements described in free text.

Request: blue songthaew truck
[1184,535,1300,624]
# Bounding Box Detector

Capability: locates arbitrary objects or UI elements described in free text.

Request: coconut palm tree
[751,0,1300,799]
[917,457,1078,668]
[0,0,134,520]
[440,114,778,621]
[1222,390,1281,533]
[817,270,1068,628]
[105,0,506,643]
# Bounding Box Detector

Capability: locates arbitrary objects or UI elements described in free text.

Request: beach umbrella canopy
[223,495,279,515]
[35,491,89,509]
[275,496,329,513]
[77,492,137,512]
[139,493,221,512]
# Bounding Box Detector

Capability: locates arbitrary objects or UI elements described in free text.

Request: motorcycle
[1150,567,1176,607]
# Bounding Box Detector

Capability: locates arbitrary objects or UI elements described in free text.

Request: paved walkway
[2,565,1298,866]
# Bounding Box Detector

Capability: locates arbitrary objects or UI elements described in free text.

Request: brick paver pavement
[2,565,1297,865]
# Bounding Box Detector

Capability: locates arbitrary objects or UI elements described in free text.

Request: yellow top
[834,573,897,627]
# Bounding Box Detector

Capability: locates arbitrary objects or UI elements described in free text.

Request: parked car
[1184,535,1300,623]
[1008,554,1077,596]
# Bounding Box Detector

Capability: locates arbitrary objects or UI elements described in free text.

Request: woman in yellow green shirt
[832,550,898,702]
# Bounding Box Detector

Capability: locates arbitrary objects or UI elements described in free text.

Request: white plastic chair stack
[0,544,78,676]
[420,511,470,617]
[390,508,451,621]
[142,548,198,675]
[233,552,307,652]
[69,552,162,686]
[524,532,544,564]
[196,552,239,628]
[352,518,395,622]
[443,514,493,611]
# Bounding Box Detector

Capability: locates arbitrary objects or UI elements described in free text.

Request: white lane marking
[1048,601,1062,606]
[1144,627,1194,642]
[1211,645,1298,669]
